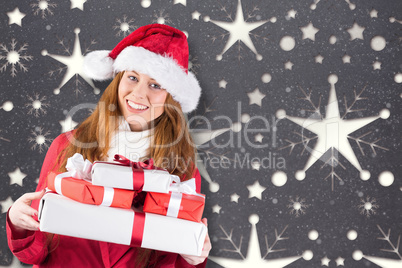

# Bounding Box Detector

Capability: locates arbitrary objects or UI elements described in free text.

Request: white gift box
[91,162,179,193]
[38,193,207,256]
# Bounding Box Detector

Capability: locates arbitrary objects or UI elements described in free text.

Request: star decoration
[342,54,351,63]
[192,11,201,20]
[285,60,294,70]
[212,204,222,214]
[247,88,266,106]
[251,161,261,170]
[247,180,266,200]
[300,22,319,41]
[287,9,297,19]
[283,74,385,187]
[7,7,26,26]
[335,256,345,266]
[8,167,27,186]
[372,61,381,70]
[191,123,237,193]
[255,133,264,143]
[43,28,98,94]
[209,0,268,60]
[219,79,227,88]
[370,9,378,18]
[230,193,240,203]
[173,0,186,5]
[315,54,324,64]
[321,256,330,266]
[70,0,86,10]
[0,196,14,214]
[59,116,78,133]
[347,22,365,40]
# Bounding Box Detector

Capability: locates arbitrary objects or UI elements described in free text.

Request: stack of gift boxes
[38,153,207,256]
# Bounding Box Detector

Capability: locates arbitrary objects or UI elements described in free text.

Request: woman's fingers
[201,218,208,226]
[182,230,212,265]
[181,255,203,266]
[19,214,40,231]
[22,189,45,204]
[20,204,39,217]
[180,219,211,265]
[203,233,212,251]
[8,190,45,231]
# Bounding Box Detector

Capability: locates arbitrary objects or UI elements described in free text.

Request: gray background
[0,0,401,267]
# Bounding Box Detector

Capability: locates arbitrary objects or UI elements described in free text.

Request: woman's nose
[130,80,147,99]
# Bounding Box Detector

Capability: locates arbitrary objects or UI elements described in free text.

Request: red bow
[113,155,163,191]
[113,154,156,170]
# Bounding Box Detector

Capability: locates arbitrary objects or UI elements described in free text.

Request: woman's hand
[8,190,46,234]
[180,218,212,266]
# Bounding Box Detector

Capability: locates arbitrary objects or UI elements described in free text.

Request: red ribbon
[130,211,146,247]
[113,155,156,191]
[113,154,156,169]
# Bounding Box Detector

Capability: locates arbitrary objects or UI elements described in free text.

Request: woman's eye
[128,76,138,82]
[150,83,161,90]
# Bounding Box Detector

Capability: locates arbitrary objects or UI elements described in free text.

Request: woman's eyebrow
[126,70,139,76]
[149,79,159,84]
[126,71,140,76]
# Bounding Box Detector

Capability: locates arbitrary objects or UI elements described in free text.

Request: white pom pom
[83,50,114,81]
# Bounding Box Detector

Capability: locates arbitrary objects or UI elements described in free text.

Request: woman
[6,24,211,267]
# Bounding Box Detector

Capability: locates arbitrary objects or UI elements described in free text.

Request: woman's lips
[126,100,149,113]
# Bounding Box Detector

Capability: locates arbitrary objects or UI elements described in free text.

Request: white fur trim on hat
[83,47,201,113]
[113,46,201,113]
[83,50,114,81]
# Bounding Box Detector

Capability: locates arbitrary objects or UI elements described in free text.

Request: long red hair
[51,72,197,266]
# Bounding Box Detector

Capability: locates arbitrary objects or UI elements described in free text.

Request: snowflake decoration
[28,127,51,154]
[358,196,379,218]
[217,222,288,259]
[209,214,311,267]
[0,39,33,77]
[279,131,318,155]
[25,93,49,117]
[320,147,347,190]
[113,15,137,37]
[189,95,242,173]
[31,0,57,19]
[190,96,218,128]
[348,131,389,156]
[354,226,402,266]
[188,54,201,74]
[152,9,172,25]
[376,225,402,260]
[287,196,310,217]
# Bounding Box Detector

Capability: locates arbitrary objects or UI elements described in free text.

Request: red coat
[6,132,207,267]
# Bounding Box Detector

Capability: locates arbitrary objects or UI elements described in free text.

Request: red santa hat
[83,24,201,113]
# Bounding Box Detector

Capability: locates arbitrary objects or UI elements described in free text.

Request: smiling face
[118,71,168,131]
